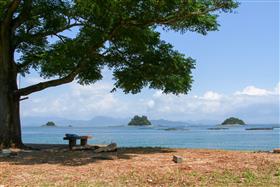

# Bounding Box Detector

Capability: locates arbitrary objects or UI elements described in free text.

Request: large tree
[0,0,238,148]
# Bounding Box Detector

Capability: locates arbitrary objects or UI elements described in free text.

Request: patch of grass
[275,168,280,177]
[243,170,256,183]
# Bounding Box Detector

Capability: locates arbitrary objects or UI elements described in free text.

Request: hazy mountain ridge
[22,116,126,127]
[22,116,279,128]
[22,116,213,127]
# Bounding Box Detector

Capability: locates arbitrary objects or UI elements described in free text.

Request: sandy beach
[1,146,279,186]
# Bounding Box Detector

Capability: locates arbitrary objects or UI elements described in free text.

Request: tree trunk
[0,85,23,148]
[0,23,23,149]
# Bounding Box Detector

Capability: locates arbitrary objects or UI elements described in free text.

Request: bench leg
[69,139,76,150]
[80,139,88,146]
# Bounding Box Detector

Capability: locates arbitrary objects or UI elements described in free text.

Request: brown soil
[0,146,279,186]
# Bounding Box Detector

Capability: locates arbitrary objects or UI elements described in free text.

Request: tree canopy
[1,0,238,96]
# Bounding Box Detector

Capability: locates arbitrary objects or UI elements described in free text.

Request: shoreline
[18,143,278,152]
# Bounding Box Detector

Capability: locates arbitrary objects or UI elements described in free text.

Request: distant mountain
[87,116,128,126]
[22,116,77,127]
[186,119,220,125]
[21,116,220,127]
[21,116,128,127]
[151,119,188,126]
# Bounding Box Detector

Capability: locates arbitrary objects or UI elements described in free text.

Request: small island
[221,117,245,125]
[128,115,152,126]
[42,121,56,127]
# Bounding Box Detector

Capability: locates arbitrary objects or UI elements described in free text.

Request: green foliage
[0,0,9,19]
[128,115,152,126]
[275,168,280,177]
[221,117,245,125]
[3,0,238,94]
[243,170,256,183]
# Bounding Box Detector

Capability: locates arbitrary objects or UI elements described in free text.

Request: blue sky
[20,1,279,123]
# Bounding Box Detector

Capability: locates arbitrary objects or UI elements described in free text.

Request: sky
[20,1,279,124]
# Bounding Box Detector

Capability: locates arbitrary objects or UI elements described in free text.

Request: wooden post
[80,138,87,146]
[69,139,76,150]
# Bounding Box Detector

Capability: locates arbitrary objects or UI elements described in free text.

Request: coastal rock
[173,155,183,163]
[273,148,280,153]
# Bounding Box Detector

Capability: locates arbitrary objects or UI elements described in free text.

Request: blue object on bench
[65,134,80,139]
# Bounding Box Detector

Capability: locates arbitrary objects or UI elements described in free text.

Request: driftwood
[71,145,100,151]
[94,143,117,153]
[0,149,18,158]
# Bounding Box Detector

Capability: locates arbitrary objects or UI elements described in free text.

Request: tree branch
[16,68,81,96]
[15,22,83,71]
[30,23,82,39]
[54,34,67,43]
[11,0,32,32]
[2,0,21,24]
[15,21,120,96]
[126,5,226,27]
[15,22,83,48]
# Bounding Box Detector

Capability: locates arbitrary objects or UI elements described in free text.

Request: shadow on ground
[0,144,175,166]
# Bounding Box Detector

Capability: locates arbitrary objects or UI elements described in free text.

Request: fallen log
[94,143,117,153]
[71,145,100,151]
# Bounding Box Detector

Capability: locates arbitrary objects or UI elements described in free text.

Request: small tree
[0,0,238,148]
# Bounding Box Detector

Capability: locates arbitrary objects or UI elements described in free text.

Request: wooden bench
[63,134,92,150]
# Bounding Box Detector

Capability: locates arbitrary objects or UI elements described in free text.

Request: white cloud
[200,91,222,100]
[144,83,279,123]
[147,100,155,108]
[274,82,280,95]
[234,86,273,96]
[21,82,280,123]
[21,81,122,119]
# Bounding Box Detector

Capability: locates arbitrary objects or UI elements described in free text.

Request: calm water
[22,124,280,151]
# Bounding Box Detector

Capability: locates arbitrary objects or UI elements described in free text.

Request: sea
[22,124,280,151]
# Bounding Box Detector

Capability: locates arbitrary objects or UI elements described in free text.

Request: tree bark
[0,22,23,149]
[0,84,22,148]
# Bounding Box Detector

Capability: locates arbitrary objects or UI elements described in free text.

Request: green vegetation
[243,170,256,183]
[128,115,151,126]
[275,168,280,177]
[221,117,245,125]
[42,121,56,127]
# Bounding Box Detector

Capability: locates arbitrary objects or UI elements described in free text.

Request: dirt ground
[0,146,280,186]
